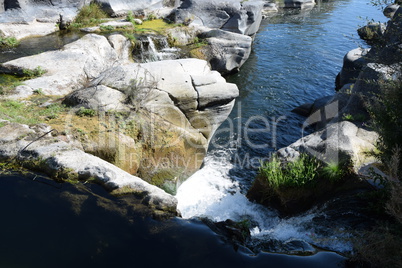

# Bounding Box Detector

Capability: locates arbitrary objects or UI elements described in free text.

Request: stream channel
[0,0,386,267]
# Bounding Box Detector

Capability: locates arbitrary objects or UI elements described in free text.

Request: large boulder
[0,0,83,24]
[0,122,178,214]
[283,0,315,9]
[89,58,238,141]
[94,0,172,17]
[335,47,370,90]
[0,34,120,97]
[357,22,386,42]
[383,4,399,19]
[199,28,252,74]
[277,121,378,171]
[63,58,238,186]
[173,0,264,36]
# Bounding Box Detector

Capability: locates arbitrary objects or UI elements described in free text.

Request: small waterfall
[133,35,180,62]
[175,148,354,254]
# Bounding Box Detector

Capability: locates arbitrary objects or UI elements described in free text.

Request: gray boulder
[173,0,264,36]
[90,58,239,141]
[283,0,315,9]
[200,28,252,74]
[357,22,386,41]
[95,0,171,17]
[336,47,370,90]
[383,4,399,18]
[277,121,378,171]
[0,34,120,97]
[63,85,130,112]
[0,0,83,24]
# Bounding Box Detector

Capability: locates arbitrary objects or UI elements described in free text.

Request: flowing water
[176,0,386,254]
[0,0,388,266]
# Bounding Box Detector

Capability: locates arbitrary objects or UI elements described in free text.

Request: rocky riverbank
[0,0,318,214]
[248,4,402,217]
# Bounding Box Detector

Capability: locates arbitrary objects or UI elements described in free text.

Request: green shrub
[126,11,135,24]
[23,66,46,78]
[366,79,402,173]
[258,154,321,189]
[100,25,115,31]
[71,3,108,28]
[0,36,19,48]
[75,107,96,117]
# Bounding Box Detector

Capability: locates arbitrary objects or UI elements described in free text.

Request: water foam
[175,150,353,253]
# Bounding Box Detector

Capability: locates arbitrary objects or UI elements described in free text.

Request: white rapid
[175,149,353,253]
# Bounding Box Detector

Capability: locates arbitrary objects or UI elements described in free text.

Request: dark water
[0,31,84,64]
[0,173,344,268]
[0,0,387,266]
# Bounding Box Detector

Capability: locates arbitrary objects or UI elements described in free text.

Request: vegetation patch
[69,2,109,29]
[248,153,360,216]
[0,74,23,95]
[0,36,20,49]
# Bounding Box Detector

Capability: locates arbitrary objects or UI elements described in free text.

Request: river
[0,0,386,267]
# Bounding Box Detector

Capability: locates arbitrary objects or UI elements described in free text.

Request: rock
[0,20,58,40]
[200,28,252,74]
[278,121,378,171]
[173,0,264,36]
[353,62,401,96]
[291,103,313,117]
[133,18,143,25]
[0,34,120,97]
[63,85,130,112]
[107,34,133,63]
[383,4,399,18]
[91,58,238,141]
[339,63,402,117]
[0,0,81,24]
[166,26,201,46]
[357,22,386,41]
[283,0,315,9]
[336,47,370,90]
[99,20,133,28]
[0,122,178,213]
[262,2,278,17]
[95,0,167,17]
[80,26,101,33]
[65,58,238,185]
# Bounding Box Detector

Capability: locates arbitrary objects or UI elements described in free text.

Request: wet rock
[262,2,278,17]
[336,47,370,90]
[107,33,133,63]
[357,22,386,42]
[383,4,399,18]
[283,0,315,9]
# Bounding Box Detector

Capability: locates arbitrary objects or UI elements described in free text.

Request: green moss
[135,19,176,34]
[0,74,24,95]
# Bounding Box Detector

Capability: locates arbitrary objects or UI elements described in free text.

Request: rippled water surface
[176,0,386,254]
